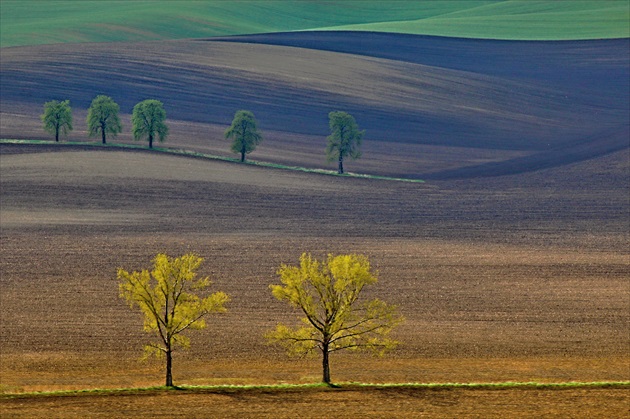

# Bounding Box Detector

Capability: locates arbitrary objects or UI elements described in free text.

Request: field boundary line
[0,139,425,183]
[2,381,629,398]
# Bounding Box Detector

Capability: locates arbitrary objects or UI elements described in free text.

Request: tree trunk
[149,133,153,149]
[165,348,173,387]
[338,155,344,174]
[101,128,106,145]
[322,344,331,384]
[55,127,59,142]
[240,121,247,162]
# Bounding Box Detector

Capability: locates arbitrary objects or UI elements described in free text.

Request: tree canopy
[267,253,403,385]
[224,110,263,162]
[118,253,229,387]
[326,111,364,174]
[41,99,73,142]
[132,99,168,148]
[87,95,122,144]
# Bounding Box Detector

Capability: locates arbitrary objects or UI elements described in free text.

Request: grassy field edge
[2,381,629,398]
[0,139,425,183]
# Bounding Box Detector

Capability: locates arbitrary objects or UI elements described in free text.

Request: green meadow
[2,0,628,47]
[322,1,630,40]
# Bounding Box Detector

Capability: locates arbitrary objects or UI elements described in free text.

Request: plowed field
[2,386,629,418]
[1,31,629,416]
[1,144,628,393]
[1,34,628,179]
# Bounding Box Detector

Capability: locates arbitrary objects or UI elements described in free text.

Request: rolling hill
[1,32,628,179]
[1,2,629,407]
[2,2,627,179]
[1,0,628,47]
[316,1,630,40]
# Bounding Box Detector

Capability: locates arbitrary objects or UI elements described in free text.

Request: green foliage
[117,253,229,386]
[2,1,627,47]
[87,95,122,144]
[40,100,72,142]
[131,99,168,149]
[267,253,403,384]
[326,111,364,174]
[224,110,263,162]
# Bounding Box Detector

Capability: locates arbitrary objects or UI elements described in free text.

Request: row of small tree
[41,97,364,174]
[117,252,403,387]
[42,97,167,147]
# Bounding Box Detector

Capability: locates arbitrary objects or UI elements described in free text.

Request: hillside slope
[1,33,627,179]
[317,1,630,40]
[1,0,628,47]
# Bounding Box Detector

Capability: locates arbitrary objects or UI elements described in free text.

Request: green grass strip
[0,139,424,183]
[2,381,628,398]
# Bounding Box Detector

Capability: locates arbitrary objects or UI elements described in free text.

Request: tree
[224,110,263,162]
[267,253,403,385]
[87,95,122,144]
[132,99,168,148]
[326,111,364,174]
[117,253,229,387]
[41,99,73,142]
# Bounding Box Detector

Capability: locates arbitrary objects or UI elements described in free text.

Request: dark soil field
[1,33,628,178]
[1,32,629,416]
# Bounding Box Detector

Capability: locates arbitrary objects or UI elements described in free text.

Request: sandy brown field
[1,143,628,416]
[2,386,629,418]
[1,31,629,416]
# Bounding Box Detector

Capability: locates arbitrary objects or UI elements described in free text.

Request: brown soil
[0,32,628,416]
[2,386,629,418]
[1,144,628,417]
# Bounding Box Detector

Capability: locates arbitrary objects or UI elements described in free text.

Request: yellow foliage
[268,253,403,357]
[117,253,229,357]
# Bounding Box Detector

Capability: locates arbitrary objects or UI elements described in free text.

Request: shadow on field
[1,32,627,178]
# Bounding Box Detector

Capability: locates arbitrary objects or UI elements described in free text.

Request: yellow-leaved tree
[118,253,229,387]
[267,253,403,385]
